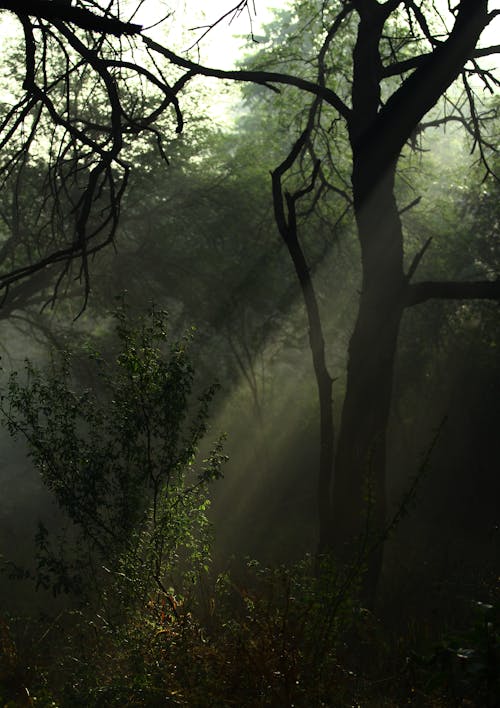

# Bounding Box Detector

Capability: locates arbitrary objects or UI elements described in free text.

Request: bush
[0,302,226,605]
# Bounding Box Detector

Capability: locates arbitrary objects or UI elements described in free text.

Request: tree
[258,0,500,595]
[1,1,499,600]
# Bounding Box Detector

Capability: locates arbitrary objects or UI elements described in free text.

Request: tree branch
[382,45,500,79]
[355,0,491,186]
[3,0,142,36]
[406,279,500,307]
[143,37,352,121]
[473,44,500,59]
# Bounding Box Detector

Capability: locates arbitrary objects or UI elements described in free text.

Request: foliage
[0,1,499,705]
[0,556,368,707]
[239,0,355,255]
[0,302,225,601]
[4,559,497,707]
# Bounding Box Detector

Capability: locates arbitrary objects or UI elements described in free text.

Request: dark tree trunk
[325,7,407,603]
[330,163,406,602]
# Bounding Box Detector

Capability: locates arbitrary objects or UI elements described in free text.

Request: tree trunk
[279,225,335,554]
[330,163,406,603]
[271,148,336,557]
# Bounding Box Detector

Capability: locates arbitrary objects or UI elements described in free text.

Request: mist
[1,2,499,706]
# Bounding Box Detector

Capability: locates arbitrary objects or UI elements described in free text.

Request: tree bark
[331,163,406,601]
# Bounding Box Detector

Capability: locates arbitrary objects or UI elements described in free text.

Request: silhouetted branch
[187,1,257,51]
[357,0,493,186]
[405,236,432,282]
[0,0,497,317]
[143,37,352,120]
[382,45,500,78]
[406,279,500,306]
[399,196,422,217]
[2,0,142,36]
[0,4,191,310]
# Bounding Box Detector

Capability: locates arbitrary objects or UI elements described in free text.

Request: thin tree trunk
[271,154,335,554]
[285,232,334,553]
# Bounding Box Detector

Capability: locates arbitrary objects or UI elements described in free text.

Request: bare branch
[406,279,500,307]
[398,195,422,217]
[382,46,500,79]
[405,235,431,282]
[405,0,441,48]
[0,7,197,308]
[3,0,142,36]
[358,0,492,185]
[474,44,500,58]
[381,0,404,14]
[143,37,352,120]
[186,1,255,51]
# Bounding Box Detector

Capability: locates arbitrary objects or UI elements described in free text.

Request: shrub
[0,302,225,606]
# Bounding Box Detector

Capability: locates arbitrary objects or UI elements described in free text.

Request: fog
[0,2,499,705]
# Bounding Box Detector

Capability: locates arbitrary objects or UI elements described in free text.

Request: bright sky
[122,1,285,124]
[128,1,281,67]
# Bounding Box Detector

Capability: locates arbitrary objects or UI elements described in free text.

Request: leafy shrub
[0,302,225,606]
[4,303,490,707]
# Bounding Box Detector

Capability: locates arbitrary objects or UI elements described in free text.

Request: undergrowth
[1,304,498,706]
[2,565,498,707]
